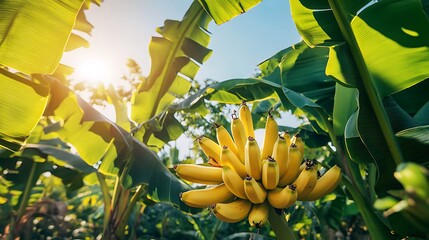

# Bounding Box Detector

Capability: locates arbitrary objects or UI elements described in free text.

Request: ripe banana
[278,144,303,187]
[293,163,318,198]
[174,164,223,185]
[215,123,240,159]
[208,157,221,167]
[222,166,248,199]
[244,176,267,204]
[180,184,234,208]
[262,157,279,190]
[272,134,288,180]
[267,184,298,209]
[220,146,247,178]
[231,111,247,163]
[261,110,278,159]
[211,199,252,223]
[281,131,291,148]
[239,101,255,138]
[248,201,269,228]
[245,136,262,180]
[299,165,342,201]
[197,136,222,166]
[291,134,304,157]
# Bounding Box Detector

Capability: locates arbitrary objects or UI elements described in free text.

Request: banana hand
[267,184,298,209]
[231,111,247,162]
[221,146,247,178]
[197,136,222,166]
[215,123,240,160]
[245,136,262,180]
[222,166,247,199]
[180,184,234,208]
[248,201,269,228]
[244,176,267,204]
[211,199,252,223]
[299,165,341,201]
[239,101,255,138]
[262,157,279,190]
[175,164,223,185]
[293,161,318,198]
[272,134,288,182]
[278,143,303,187]
[261,109,278,159]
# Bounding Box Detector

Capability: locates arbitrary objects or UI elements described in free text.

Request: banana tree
[185,0,429,238]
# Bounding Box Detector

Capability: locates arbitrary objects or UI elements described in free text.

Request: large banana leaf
[131,1,212,146]
[42,78,192,211]
[0,69,49,151]
[0,0,85,74]
[197,0,262,24]
[287,0,429,192]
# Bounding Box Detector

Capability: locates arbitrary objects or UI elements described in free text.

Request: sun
[74,58,111,85]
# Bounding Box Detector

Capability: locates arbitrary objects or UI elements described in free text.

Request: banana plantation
[1,0,429,239]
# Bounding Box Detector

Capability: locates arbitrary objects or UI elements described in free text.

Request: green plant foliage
[131,1,212,146]
[42,78,192,211]
[0,0,85,74]
[197,0,262,24]
[0,70,49,150]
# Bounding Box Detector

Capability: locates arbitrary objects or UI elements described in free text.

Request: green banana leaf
[0,69,49,151]
[197,0,262,24]
[43,78,192,211]
[131,1,212,145]
[0,0,85,74]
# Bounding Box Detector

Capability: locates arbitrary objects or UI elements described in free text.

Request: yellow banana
[262,157,279,190]
[215,123,240,159]
[291,133,304,157]
[267,184,298,209]
[231,111,247,163]
[248,201,269,228]
[211,199,252,223]
[208,157,221,167]
[261,110,278,160]
[245,136,262,180]
[293,163,318,198]
[239,101,255,138]
[175,164,223,185]
[197,136,222,166]
[222,166,248,199]
[281,131,291,148]
[220,146,247,178]
[180,184,234,208]
[272,134,288,181]
[244,176,267,204]
[278,143,303,187]
[299,165,342,201]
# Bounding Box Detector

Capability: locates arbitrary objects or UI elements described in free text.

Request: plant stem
[342,178,395,239]
[97,172,112,237]
[267,207,296,240]
[328,0,405,165]
[209,219,221,240]
[7,159,38,239]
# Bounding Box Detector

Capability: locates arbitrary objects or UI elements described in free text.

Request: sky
[62,0,301,84]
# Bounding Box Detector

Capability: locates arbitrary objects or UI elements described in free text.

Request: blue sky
[62,0,301,84]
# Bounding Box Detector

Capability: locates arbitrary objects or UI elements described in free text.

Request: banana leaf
[0,0,85,74]
[0,69,49,151]
[131,1,212,146]
[42,77,192,211]
[197,0,262,24]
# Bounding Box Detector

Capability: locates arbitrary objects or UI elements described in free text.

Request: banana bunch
[176,102,342,227]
